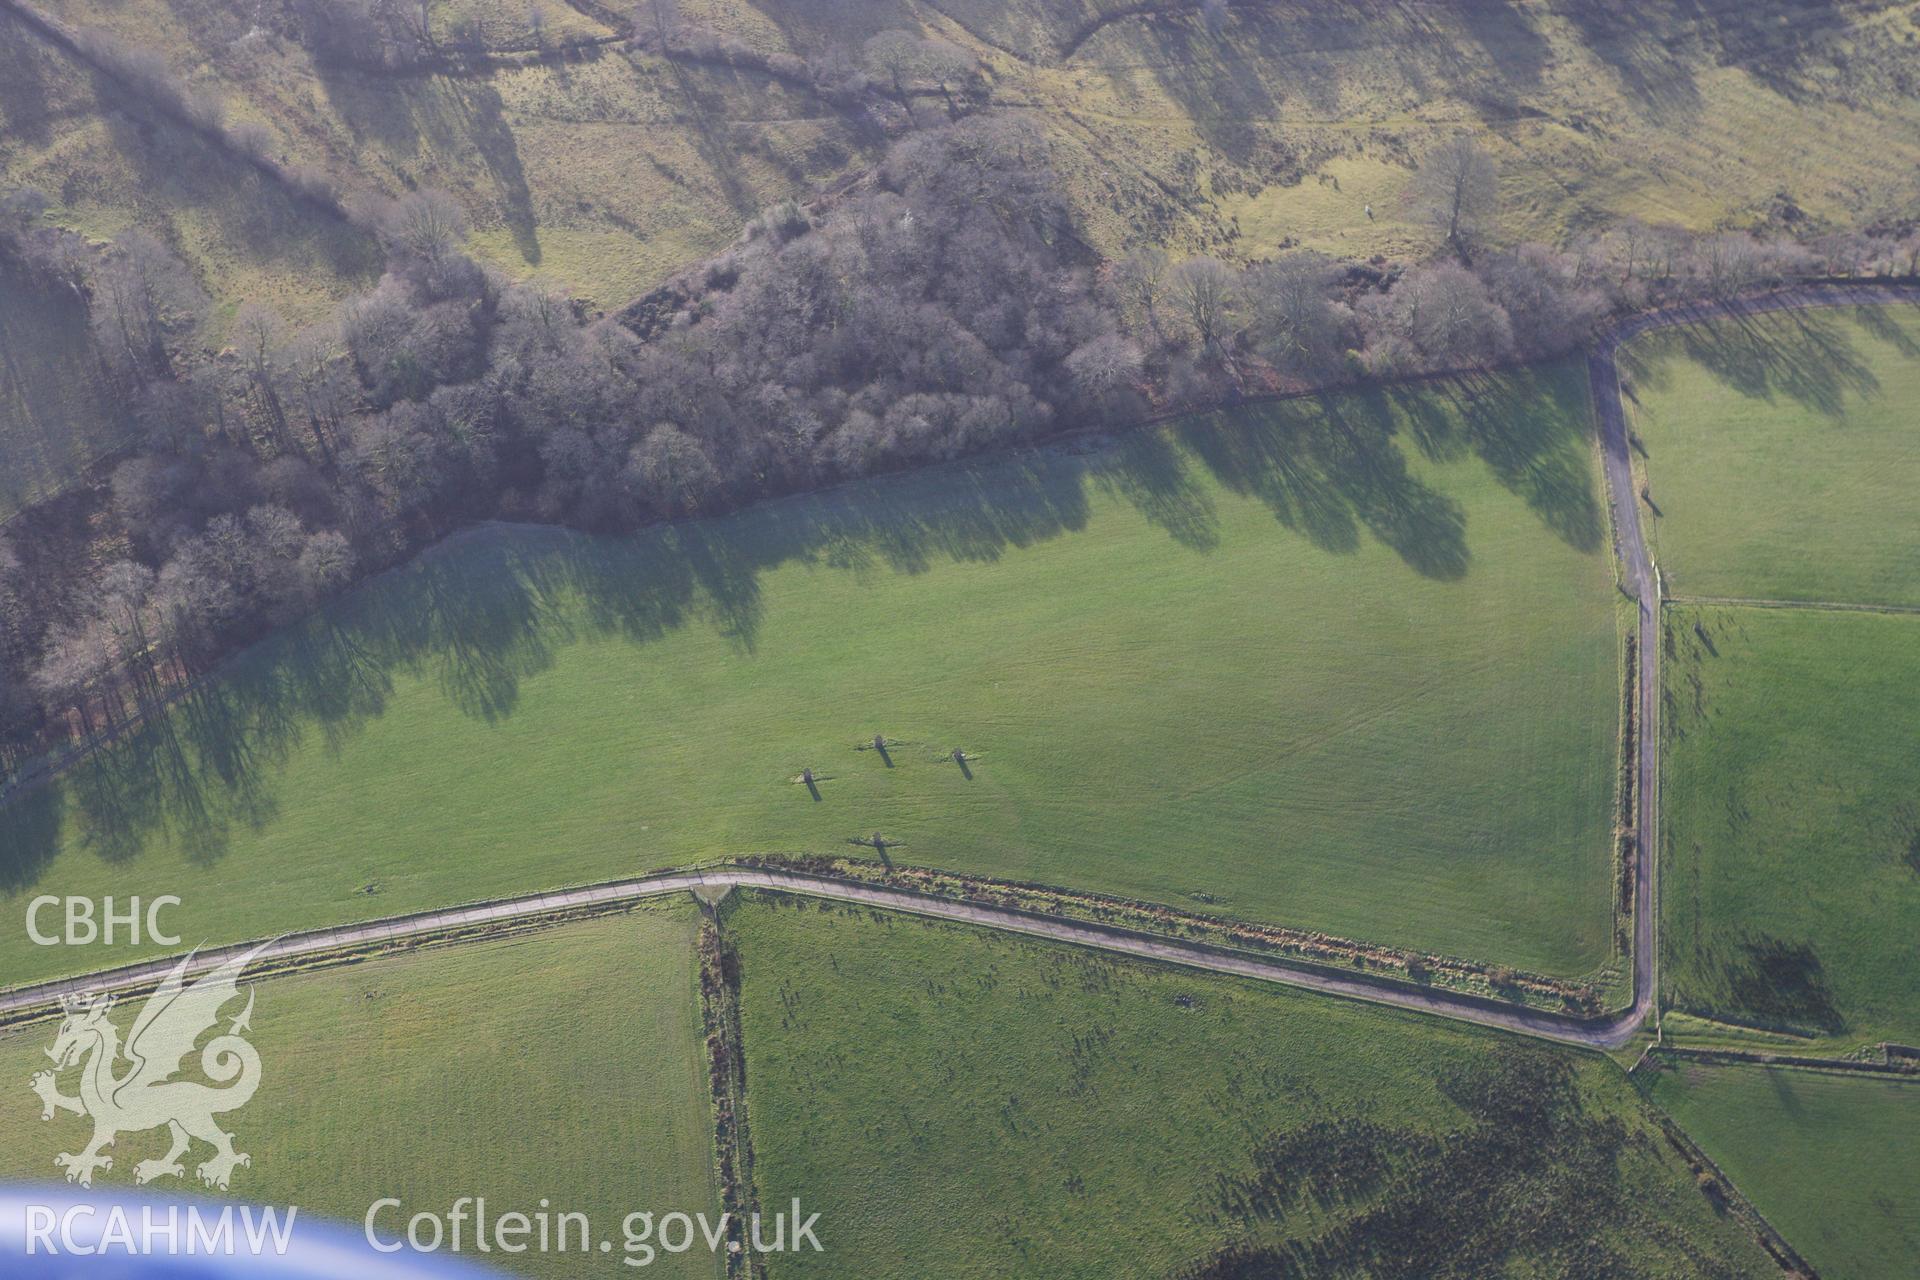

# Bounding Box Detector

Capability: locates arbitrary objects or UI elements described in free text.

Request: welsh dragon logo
[29,945,266,1191]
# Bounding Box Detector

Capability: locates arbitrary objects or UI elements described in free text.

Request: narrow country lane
[7,284,1915,1053]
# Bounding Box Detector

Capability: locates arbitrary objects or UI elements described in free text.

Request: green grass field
[0,905,720,1278]
[0,364,1622,987]
[0,258,124,517]
[1661,604,1920,1047]
[1623,303,1920,607]
[728,892,1772,1278]
[1645,1063,1920,1280]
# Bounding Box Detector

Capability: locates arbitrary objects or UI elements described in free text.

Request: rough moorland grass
[700,0,1920,263]
[0,259,124,518]
[728,893,1772,1279]
[25,0,877,310]
[30,0,1920,304]
[1623,303,1920,607]
[1645,1063,1920,1280]
[0,364,1621,987]
[0,905,720,1279]
[0,10,383,329]
[1661,604,1920,1048]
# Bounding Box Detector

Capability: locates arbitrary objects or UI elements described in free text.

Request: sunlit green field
[1623,304,1920,607]
[1661,604,1920,1048]
[0,364,1621,987]
[0,905,720,1279]
[730,892,1771,1278]
[1645,1062,1920,1280]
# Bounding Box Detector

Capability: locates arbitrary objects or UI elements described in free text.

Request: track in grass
[727,891,1776,1279]
[1644,1062,1920,1280]
[0,904,721,1279]
[1660,603,1920,1048]
[0,362,1623,988]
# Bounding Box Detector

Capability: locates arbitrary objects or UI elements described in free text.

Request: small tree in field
[1411,136,1498,254]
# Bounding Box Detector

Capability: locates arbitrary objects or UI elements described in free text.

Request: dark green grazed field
[1645,1062,1920,1280]
[0,363,1624,989]
[1661,603,1920,1047]
[0,905,721,1279]
[728,892,1772,1279]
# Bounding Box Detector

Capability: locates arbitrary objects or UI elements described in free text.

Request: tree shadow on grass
[1420,366,1605,554]
[0,784,60,892]
[1091,428,1220,552]
[1855,301,1920,361]
[1549,0,1706,118]
[0,15,57,148]
[1626,305,1883,421]
[0,373,1611,880]
[92,79,383,288]
[451,78,540,267]
[1717,933,1847,1036]
[1174,393,1470,579]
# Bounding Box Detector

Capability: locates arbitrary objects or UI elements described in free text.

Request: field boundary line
[1665,594,1920,617]
[1650,1045,1919,1080]
[1645,1111,1824,1278]
[0,865,1649,1049]
[5,284,1915,1061]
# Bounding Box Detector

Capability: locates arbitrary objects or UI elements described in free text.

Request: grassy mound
[1645,1062,1920,1280]
[0,904,720,1279]
[729,892,1773,1278]
[1661,604,1920,1047]
[0,364,1621,987]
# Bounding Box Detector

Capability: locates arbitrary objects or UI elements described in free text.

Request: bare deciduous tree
[1246,250,1348,378]
[626,423,718,515]
[1170,256,1240,359]
[89,231,208,384]
[1410,136,1499,252]
[1064,333,1144,404]
[1106,246,1170,339]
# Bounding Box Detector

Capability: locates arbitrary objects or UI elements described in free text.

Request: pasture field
[0,904,721,1279]
[1660,604,1920,1047]
[727,892,1773,1278]
[1645,1063,1920,1280]
[0,258,123,518]
[21,0,1920,308]
[0,363,1621,987]
[1622,303,1920,607]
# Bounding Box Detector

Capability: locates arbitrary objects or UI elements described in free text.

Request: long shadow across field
[1620,303,1892,419]
[0,367,1602,881]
